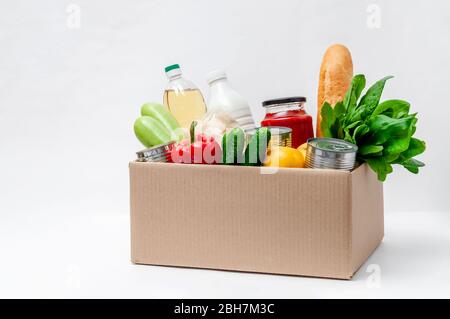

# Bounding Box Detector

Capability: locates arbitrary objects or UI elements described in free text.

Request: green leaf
[330,101,346,138]
[345,120,362,130]
[383,137,410,161]
[366,115,415,145]
[353,124,370,144]
[344,128,355,144]
[372,99,410,119]
[353,74,367,100]
[333,101,346,119]
[392,137,426,166]
[367,157,393,182]
[320,102,335,137]
[344,90,357,116]
[344,74,366,113]
[359,144,383,156]
[399,137,426,159]
[358,75,394,112]
[400,158,425,174]
[347,106,366,123]
[383,122,416,161]
[330,119,343,138]
[342,120,362,144]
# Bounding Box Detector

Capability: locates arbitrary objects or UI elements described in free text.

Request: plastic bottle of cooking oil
[163,64,207,128]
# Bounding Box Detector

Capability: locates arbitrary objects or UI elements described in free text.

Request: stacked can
[136,141,176,163]
[305,138,358,171]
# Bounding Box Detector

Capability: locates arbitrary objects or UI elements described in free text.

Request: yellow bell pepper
[263,146,305,168]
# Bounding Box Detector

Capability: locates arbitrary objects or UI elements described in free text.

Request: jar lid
[262,96,307,107]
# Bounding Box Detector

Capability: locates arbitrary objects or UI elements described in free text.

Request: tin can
[305,138,358,171]
[136,141,176,163]
[245,126,292,148]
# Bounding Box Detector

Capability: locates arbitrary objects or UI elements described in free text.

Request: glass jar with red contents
[261,97,314,148]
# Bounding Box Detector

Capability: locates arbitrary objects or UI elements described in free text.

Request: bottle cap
[165,64,182,78]
[165,64,180,72]
[206,70,227,85]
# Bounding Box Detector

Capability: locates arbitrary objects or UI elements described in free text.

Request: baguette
[316,44,353,137]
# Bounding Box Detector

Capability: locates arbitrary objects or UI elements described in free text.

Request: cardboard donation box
[129,162,383,279]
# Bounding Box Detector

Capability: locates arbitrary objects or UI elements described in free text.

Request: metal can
[245,126,292,148]
[136,141,176,163]
[305,138,358,171]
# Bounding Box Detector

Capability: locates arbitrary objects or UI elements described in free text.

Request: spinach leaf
[372,99,410,119]
[343,120,362,144]
[320,102,335,138]
[344,74,366,112]
[333,101,346,119]
[353,124,370,144]
[367,157,393,182]
[359,76,393,109]
[402,137,425,159]
[359,144,383,156]
[399,158,425,174]
[383,116,417,161]
[393,138,426,163]
[366,115,415,146]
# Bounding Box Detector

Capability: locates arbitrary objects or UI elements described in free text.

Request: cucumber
[134,116,172,148]
[222,128,245,165]
[140,102,183,141]
[244,127,271,166]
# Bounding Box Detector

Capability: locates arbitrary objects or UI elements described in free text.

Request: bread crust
[316,44,353,137]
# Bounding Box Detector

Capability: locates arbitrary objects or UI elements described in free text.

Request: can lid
[262,97,306,107]
[308,138,358,153]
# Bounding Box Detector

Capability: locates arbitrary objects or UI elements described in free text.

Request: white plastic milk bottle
[206,70,255,131]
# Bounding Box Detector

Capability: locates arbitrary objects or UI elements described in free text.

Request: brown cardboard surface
[130,162,384,280]
[350,164,384,275]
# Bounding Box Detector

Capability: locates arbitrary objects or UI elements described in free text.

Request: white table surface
[1,211,449,299]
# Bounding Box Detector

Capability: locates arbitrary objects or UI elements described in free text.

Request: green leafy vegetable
[320,74,426,181]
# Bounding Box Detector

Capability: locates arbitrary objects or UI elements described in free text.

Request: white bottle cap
[206,70,227,85]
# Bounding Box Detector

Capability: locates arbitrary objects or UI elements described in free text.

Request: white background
[0,0,449,298]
